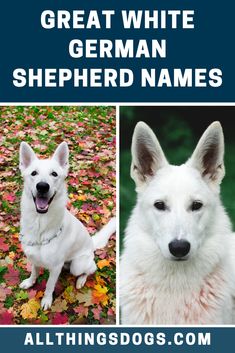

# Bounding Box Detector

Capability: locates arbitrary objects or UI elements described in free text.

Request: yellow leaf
[13,233,19,239]
[92,284,109,306]
[95,275,106,286]
[8,252,15,260]
[20,299,40,319]
[77,195,86,201]
[97,259,110,270]
[92,214,100,221]
[94,284,108,294]
[63,286,77,304]
[79,214,90,223]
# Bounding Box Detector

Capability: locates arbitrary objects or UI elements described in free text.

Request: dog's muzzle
[33,182,55,214]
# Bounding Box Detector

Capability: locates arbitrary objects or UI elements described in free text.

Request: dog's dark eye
[51,171,58,177]
[191,201,203,211]
[31,171,37,176]
[154,201,166,211]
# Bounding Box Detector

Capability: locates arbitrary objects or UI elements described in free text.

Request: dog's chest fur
[22,241,62,269]
[121,265,233,325]
[20,208,67,269]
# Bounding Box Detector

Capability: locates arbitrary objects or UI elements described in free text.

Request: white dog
[19,141,115,310]
[120,121,235,324]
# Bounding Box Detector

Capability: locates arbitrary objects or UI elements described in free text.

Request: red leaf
[54,281,64,296]
[3,266,20,286]
[28,289,37,299]
[33,279,46,291]
[51,312,68,325]
[0,287,12,301]
[82,181,91,186]
[92,306,102,320]
[0,238,9,252]
[85,278,96,288]
[2,193,16,203]
[74,305,88,317]
[92,156,100,162]
[0,310,14,324]
[107,308,115,316]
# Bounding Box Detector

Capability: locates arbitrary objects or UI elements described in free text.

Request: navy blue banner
[0,0,234,102]
[0,327,233,352]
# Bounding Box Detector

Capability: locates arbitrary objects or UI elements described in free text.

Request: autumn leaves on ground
[0,106,116,324]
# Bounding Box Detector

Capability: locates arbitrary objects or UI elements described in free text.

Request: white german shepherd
[19,141,115,310]
[120,121,235,324]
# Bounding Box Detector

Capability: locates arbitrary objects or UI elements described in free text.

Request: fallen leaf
[35,291,44,299]
[20,299,40,319]
[0,310,14,324]
[2,193,16,203]
[15,290,28,301]
[0,287,12,301]
[97,259,111,270]
[51,298,68,313]
[76,289,93,307]
[92,284,109,306]
[92,306,102,320]
[63,286,77,304]
[51,312,68,325]
[74,305,88,317]
[0,238,9,252]
[28,289,37,299]
[3,266,19,286]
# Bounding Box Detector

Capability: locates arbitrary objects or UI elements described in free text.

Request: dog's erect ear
[53,142,69,171]
[131,121,168,189]
[187,121,224,187]
[19,142,37,172]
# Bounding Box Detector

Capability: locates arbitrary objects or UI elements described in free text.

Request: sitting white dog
[19,141,115,310]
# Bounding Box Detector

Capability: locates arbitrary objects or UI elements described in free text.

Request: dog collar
[19,226,63,246]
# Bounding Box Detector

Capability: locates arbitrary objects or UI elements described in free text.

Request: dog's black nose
[36,182,50,194]
[168,239,191,258]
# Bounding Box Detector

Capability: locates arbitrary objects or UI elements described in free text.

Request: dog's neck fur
[20,186,67,240]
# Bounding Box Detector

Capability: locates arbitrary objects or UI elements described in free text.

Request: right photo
[119,106,235,325]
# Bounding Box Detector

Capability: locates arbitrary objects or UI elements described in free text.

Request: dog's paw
[20,278,34,289]
[41,296,53,310]
[76,274,87,289]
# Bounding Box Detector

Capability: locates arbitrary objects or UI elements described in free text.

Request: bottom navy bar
[0,327,232,353]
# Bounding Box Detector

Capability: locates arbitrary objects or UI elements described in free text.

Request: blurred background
[120,106,235,247]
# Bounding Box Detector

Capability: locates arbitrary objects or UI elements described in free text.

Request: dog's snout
[36,182,50,194]
[168,239,191,258]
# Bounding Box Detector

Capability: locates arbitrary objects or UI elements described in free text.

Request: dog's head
[131,121,225,261]
[19,142,69,214]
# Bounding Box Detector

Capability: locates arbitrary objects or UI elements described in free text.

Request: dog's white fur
[19,142,116,310]
[120,121,235,324]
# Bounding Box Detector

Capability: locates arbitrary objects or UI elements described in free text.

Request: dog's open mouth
[33,194,56,213]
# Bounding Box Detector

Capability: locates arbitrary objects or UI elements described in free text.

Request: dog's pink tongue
[36,197,49,210]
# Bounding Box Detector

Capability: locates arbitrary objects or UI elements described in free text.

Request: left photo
[0,106,116,325]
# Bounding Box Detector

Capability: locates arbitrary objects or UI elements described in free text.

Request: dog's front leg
[41,265,63,310]
[20,265,39,289]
